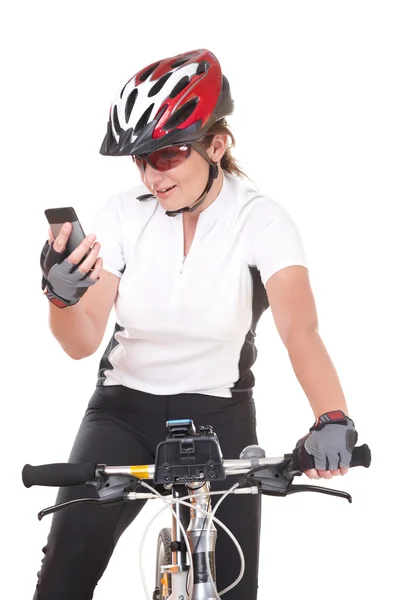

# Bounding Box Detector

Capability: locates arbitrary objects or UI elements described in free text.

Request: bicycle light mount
[154,419,226,486]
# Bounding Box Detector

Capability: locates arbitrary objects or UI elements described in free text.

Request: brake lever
[285,484,352,502]
[243,457,297,495]
[38,491,131,521]
[37,476,140,520]
[244,458,352,503]
[38,497,102,520]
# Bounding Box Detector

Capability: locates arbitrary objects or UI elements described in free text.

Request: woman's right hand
[49,222,103,281]
[41,222,103,308]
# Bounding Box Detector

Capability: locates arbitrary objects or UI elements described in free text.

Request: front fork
[161,483,219,600]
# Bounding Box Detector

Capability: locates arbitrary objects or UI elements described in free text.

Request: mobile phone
[44,207,87,255]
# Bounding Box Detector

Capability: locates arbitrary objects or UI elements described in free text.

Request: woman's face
[137,135,227,213]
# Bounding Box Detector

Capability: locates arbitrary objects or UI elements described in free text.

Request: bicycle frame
[163,482,218,600]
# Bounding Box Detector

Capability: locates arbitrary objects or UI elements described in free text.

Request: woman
[37,48,357,599]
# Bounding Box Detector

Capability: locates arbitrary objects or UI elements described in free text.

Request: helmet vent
[165,97,199,130]
[148,72,173,98]
[120,82,127,99]
[139,62,160,82]
[125,88,138,123]
[168,76,190,99]
[196,60,210,75]
[134,104,154,134]
[155,103,169,122]
[171,57,190,69]
[113,105,121,134]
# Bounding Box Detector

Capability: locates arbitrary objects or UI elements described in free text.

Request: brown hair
[201,118,247,179]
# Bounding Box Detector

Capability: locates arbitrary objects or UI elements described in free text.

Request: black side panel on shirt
[96,322,124,386]
[233,266,269,392]
[96,269,269,392]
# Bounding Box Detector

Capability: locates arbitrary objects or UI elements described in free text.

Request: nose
[143,162,164,188]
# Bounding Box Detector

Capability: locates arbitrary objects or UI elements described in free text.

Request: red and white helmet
[100,48,234,156]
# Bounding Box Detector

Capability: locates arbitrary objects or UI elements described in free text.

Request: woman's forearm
[48,302,101,359]
[285,328,349,419]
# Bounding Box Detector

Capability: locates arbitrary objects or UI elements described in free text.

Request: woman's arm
[45,223,120,359]
[48,269,120,359]
[265,265,349,419]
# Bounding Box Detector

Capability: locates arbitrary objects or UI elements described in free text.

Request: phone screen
[45,207,87,255]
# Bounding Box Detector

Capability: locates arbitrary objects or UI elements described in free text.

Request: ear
[207,134,228,163]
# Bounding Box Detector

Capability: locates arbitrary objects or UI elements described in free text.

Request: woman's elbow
[62,343,99,361]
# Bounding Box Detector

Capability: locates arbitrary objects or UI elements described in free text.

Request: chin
[160,200,186,213]
[157,190,188,210]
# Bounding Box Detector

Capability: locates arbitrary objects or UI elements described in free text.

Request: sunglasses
[132,144,193,172]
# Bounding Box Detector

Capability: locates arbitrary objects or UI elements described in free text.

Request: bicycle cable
[138,481,195,600]
[137,485,246,600]
[136,483,246,600]
[175,489,245,597]
[205,482,243,598]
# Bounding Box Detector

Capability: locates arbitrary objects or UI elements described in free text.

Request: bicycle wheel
[152,527,172,600]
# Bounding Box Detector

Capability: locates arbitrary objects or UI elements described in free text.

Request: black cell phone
[44,207,87,255]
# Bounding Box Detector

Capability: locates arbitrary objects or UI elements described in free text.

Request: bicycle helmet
[99,48,234,156]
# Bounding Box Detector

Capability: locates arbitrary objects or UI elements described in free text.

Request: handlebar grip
[22,462,98,488]
[292,443,371,472]
[350,443,371,468]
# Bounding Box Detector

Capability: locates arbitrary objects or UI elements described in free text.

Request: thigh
[33,406,154,600]
[210,412,262,600]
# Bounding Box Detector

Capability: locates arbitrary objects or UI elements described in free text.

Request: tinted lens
[132,144,191,172]
[150,145,191,171]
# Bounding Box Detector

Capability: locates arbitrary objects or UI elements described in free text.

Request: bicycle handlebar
[22,461,99,489]
[293,442,371,471]
[22,444,371,489]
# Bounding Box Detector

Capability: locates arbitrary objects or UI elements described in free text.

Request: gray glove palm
[40,241,96,308]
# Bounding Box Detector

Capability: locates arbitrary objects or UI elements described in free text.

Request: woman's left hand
[294,410,358,480]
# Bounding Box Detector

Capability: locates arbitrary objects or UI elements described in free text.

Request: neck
[184,168,224,224]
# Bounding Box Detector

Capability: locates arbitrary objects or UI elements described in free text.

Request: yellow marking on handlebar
[129,466,150,479]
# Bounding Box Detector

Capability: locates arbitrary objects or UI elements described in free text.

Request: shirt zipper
[180,256,186,274]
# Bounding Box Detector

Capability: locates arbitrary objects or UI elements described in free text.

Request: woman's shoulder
[225,173,292,222]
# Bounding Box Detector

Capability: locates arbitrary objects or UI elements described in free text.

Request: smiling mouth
[154,185,177,199]
[156,185,176,193]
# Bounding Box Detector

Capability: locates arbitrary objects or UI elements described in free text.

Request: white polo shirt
[91,172,307,397]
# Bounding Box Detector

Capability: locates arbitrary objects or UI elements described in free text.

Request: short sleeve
[253,207,308,286]
[90,195,125,278]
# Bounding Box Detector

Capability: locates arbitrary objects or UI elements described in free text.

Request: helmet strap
[165,162,219,217]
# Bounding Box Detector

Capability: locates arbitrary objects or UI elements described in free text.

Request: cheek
[175,157,208,191]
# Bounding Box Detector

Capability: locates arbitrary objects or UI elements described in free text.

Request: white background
[2,1,406,598]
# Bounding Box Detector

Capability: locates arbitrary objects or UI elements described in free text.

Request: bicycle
[22,418,371,600]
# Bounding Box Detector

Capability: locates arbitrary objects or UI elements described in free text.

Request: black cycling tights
[33,385,261,599]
